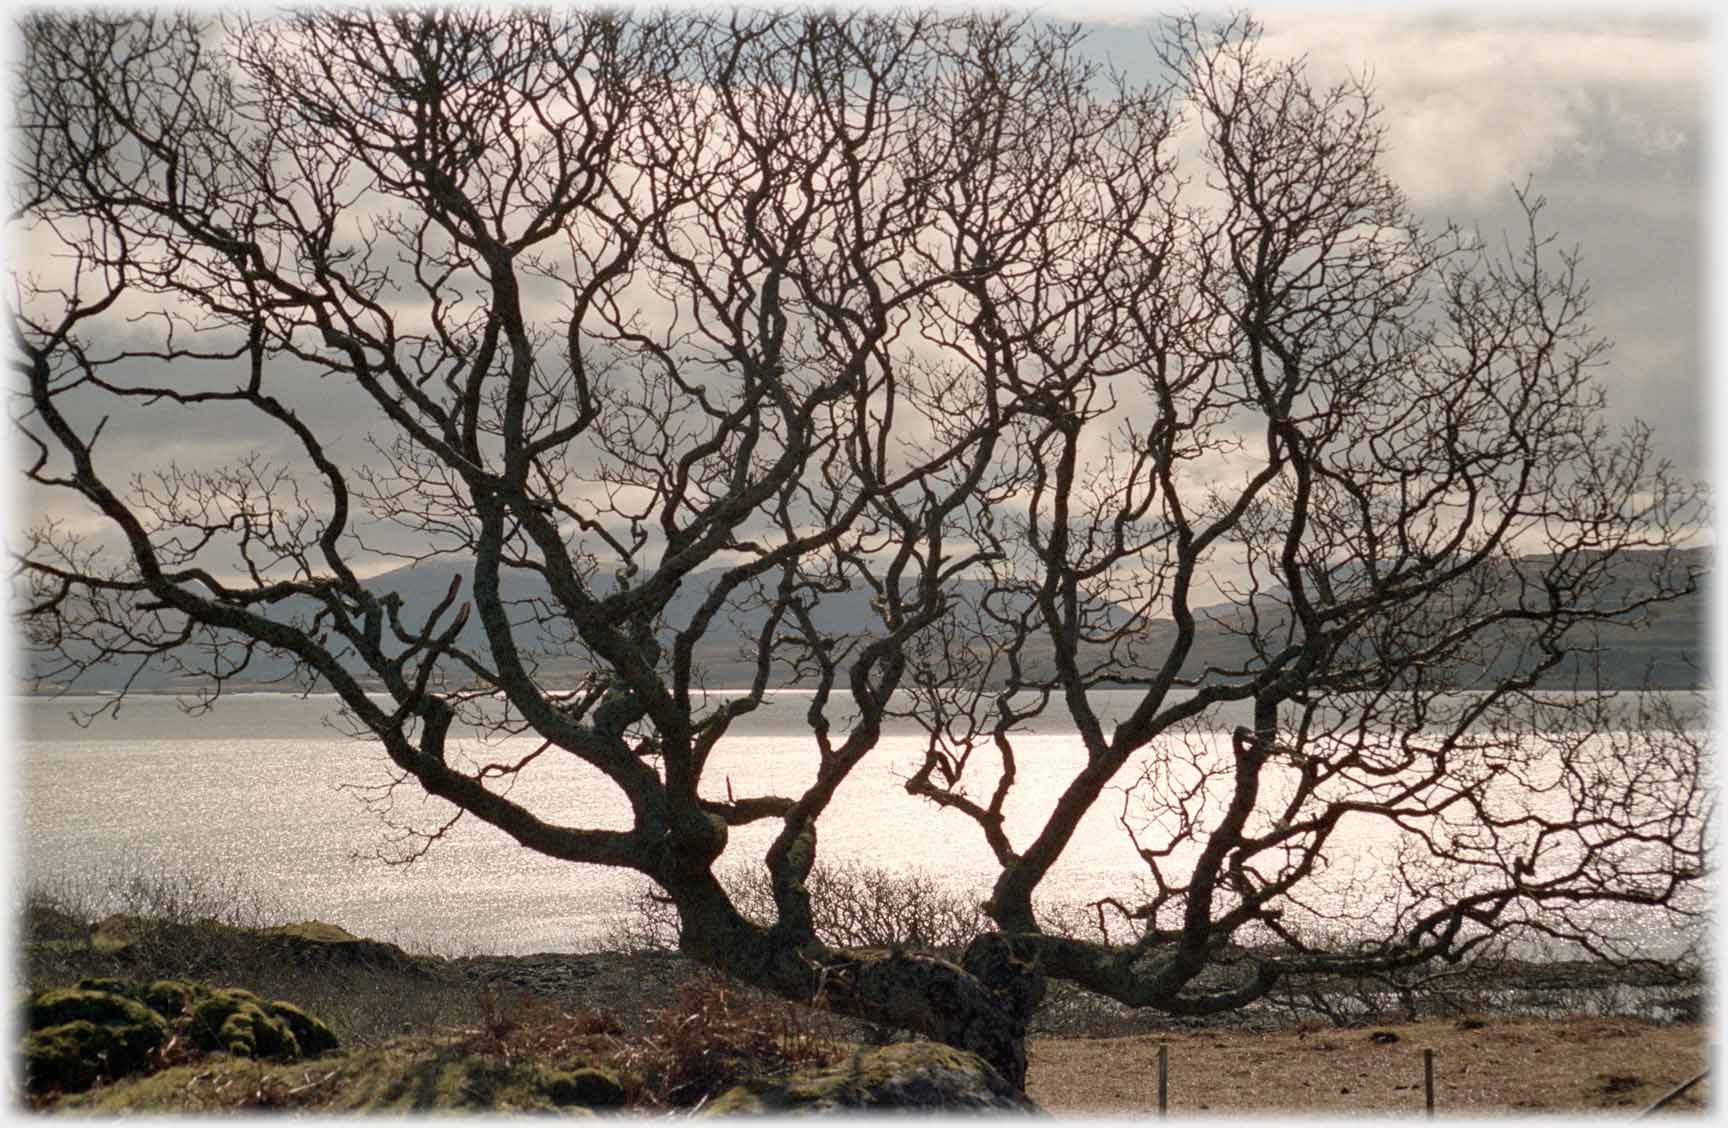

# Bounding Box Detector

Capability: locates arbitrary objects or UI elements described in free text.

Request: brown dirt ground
[1026,1015,1711,1116]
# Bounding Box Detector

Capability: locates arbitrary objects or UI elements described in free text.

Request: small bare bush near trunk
[609,861,1002,955]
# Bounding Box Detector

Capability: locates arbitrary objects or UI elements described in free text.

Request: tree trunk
[668,879,1041,1088]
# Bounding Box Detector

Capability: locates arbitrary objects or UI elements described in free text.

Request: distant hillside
[21,548,1710,693]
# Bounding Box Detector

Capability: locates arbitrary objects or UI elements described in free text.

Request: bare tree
[13,10,1706,1087]
[900,15,1707,1017]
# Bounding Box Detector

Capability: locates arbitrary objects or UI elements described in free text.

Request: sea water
[14,690,1707,958]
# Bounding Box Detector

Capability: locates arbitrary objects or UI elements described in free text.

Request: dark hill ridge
[362,556,924,640]
[24,548,1710,692]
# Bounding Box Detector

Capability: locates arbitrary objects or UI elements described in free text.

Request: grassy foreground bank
[15,875,1711,1114]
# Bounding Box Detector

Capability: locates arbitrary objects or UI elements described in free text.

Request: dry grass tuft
[444,980,624,1059]
[611,975,844,1107]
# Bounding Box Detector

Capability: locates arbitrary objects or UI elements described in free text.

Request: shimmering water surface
[15,690,1706,957]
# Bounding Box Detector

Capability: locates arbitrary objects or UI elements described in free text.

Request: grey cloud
[1244,11,1706,481]
[15,12,1707,545]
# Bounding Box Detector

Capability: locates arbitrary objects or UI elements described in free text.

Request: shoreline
[20,914,1709,1114]
[338,938,1712,1041]
[24,904,1704,1040]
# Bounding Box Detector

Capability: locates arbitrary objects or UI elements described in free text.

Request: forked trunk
[669,881,1041,1088]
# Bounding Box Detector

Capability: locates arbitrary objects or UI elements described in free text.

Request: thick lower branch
[1004,931,1281,1014]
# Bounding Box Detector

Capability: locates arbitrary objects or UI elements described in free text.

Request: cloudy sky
[1078,6,1709,485]
[9,6,1713,560]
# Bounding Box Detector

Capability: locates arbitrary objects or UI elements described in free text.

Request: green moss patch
[266,998,341,1056]
[546,1065,628,1108]
[21,987,170,1094]
[189,988,304,1058]
[139,978,195,1018]
[253,920,414,967]
[20,978,339,1097]
[23,1016,164,1096]
[259,920,359,944]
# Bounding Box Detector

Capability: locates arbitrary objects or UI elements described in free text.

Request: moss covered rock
[138,978,196,1018]
[24,1021,133,1094]
[266,998,341,1057]
[186,986,341,1059]
[74,976,193,1019]
[28,985,165,1033]
[86,914,413,970]
[21,987,170,1094]
[546,1065,628,1108]
[21,978,339,1096]
[252,920,414,968]
[62,975,338,1059]
[68,976,132,997]
[703,1042,1037,1114]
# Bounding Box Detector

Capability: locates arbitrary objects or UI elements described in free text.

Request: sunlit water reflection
[15,690,1708,959]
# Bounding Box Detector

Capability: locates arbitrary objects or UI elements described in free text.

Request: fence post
[1423,1048,1435,1116]
[1158,1040,1168,1116]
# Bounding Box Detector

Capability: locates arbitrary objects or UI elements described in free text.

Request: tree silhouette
[14,10,1706,1087]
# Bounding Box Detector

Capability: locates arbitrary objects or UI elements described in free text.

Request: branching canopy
[13,9,1707,1085]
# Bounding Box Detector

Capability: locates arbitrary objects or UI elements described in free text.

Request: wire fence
[1138,1040,1711,1118]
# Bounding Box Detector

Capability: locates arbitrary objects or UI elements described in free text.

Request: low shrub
[608,859,998,955]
